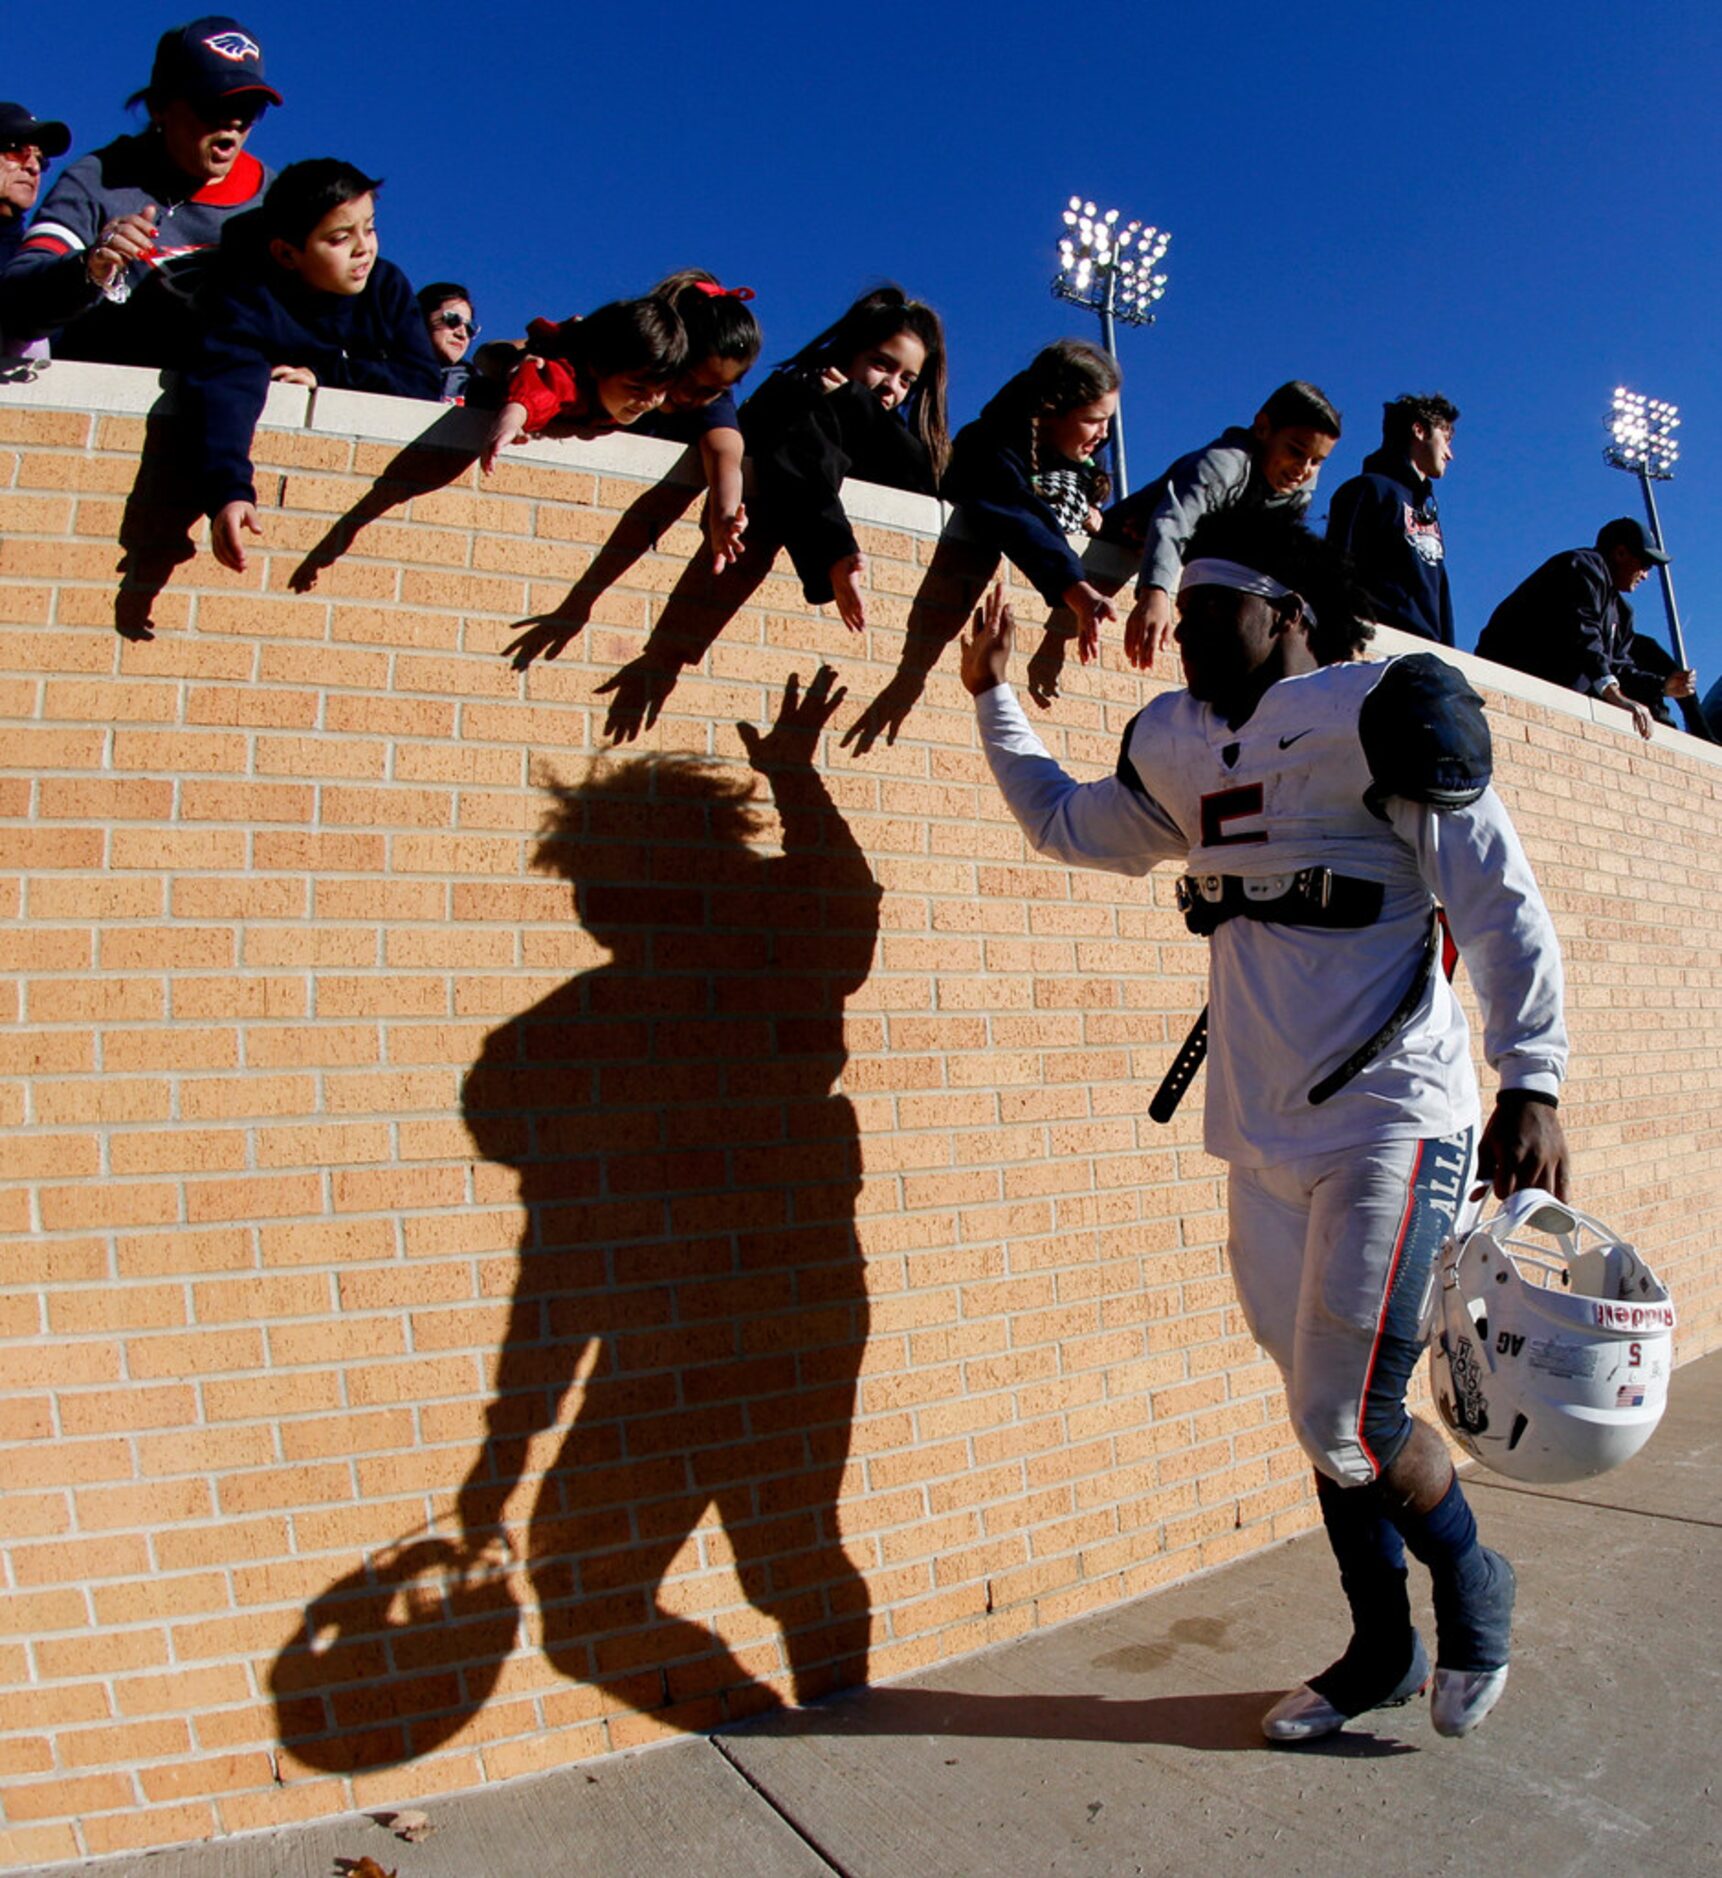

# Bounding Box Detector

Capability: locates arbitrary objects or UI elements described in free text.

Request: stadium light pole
[1052,198,1171,498]
[1604,387,1686,668]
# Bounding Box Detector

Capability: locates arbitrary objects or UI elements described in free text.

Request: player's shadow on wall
[270,669,881,1771]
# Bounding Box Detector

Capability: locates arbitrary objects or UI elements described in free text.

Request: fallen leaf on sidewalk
[390,1810,433,1842]
[339,1859,397,1878]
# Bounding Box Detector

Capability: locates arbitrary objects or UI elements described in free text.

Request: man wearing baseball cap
[0,104,72,357]
[1476,517,1698,740]
[0,17,281,366]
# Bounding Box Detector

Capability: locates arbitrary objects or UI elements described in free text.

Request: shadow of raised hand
[739,663,848,773]
[596,654,680,744]
[1026,615,1081,709]
[287,417,483,593]
[503,613,588,670]
[838,669,923,756]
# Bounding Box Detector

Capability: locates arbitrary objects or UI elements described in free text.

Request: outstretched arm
[699,427,748,572]
[964,587,1186,873]
[738,666,881,994]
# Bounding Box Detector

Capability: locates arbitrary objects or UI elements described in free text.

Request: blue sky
[13,1,1722,685]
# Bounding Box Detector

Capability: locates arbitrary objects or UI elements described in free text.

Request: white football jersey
[976,661,1566,1167]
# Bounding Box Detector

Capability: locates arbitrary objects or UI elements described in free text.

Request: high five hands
[1123,586,1175,670]
[960,584,1015,697]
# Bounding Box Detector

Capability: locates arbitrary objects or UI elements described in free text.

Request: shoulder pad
[1115,707,1148,796]
[1359,653,1491,819]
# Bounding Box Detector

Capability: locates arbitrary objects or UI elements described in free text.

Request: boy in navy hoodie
[181,158,440,571]
[1326,394,1458,645]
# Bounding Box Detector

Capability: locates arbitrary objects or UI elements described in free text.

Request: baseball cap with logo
[0,102,72,159]
[148,17,285,112]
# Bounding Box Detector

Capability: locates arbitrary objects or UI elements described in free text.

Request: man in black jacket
[1475,518,1697,740]
[1326,394,1457,644]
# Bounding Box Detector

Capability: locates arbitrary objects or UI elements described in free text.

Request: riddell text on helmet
[1590,1300,1676,1332]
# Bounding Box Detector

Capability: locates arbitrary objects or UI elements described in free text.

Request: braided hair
[983,340,1120,527]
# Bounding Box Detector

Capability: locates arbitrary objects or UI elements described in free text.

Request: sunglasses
[428,310,479,336]
[184,96,268,129]
[1,144,45,164]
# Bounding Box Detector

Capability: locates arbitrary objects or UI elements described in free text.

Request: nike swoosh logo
[1278,730,1315,749]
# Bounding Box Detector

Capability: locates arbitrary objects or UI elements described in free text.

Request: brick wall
[2,362,1718,1865]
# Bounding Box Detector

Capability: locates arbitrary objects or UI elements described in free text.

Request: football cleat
[1431,1664,1509,1738]
[1261,1629,1429,1742]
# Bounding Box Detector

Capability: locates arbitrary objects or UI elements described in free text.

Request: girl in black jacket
[944,339,1120,660]
[739,285,948,633]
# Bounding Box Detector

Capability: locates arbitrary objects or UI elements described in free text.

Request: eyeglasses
[1,145,45,165]
[428,310,479,336]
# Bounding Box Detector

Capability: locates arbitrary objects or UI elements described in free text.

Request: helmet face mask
[1431,1190,1675,1484]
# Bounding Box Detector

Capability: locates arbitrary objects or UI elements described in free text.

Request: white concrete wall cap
[0,361,1715,765]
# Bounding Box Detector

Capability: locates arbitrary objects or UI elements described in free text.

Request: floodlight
[1050,194,1174,496]
[1605,385,1679,479]
[1602,384,1689,672]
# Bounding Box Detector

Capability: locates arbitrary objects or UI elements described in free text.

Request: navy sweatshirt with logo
[1325,449,1453,645]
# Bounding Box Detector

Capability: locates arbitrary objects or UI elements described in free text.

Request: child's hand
[1062,580,1117,666]
[829,553,868,633]
[1124,587,1174,670]
[707,500,747,574]
[211,500,263,573]
[819,365,848,395]
[960,583,1015,696]
[1084,505,1104,535]
[481,401,529,475]
[270,365,318,389]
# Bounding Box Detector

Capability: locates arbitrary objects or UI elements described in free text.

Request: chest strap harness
[1151,874,1446,1123]
[1174,867,1384,937]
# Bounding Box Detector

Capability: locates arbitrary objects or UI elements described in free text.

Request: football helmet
[1431,1189,1674,1483]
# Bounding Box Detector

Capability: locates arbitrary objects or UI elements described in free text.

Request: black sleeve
[1359,653,1492,818]
[177,282,276,516]
[321,264,443,401]
[1114,708,1149,796]
[1326,476,1414,623]
[1323,474,1383,557]
[750,384,861,604]
[945,424,1086,608]
[0,166,107,340]
[1566,558,1622,695]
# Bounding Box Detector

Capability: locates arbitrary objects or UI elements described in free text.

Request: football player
[961,512,1569,1740]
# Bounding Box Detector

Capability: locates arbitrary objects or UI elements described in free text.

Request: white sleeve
[975,684,1188,876]
[1386,789,1567,1095]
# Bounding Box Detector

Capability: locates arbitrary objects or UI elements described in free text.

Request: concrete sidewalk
[23,1352,1721,1878]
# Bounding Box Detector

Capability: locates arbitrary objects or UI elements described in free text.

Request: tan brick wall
[1,364,1718,1864]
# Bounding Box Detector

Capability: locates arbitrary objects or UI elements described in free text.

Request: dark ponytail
[535,296,690,384]
[652,268,762,370]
